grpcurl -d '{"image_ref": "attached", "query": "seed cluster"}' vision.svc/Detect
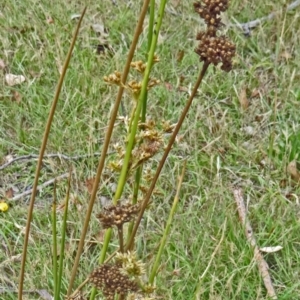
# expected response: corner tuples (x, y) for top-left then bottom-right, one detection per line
(194, 0), (235, 71)
(90, 264), (139, 300)
(97, 202), (140, 229)
(103, 71), (121, 85)
(115, 251), (146, 277)
(195, 33), (235, 71)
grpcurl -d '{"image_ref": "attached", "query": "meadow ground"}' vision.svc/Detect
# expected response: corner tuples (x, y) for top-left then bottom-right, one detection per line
(1, 0), (300, 299)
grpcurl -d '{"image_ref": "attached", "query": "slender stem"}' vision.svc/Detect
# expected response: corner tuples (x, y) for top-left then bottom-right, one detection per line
(18, 8), (86, 300)
(149, 161), (186, 284)
(52, 181), (58, 299)
(56, 171), (72, 298)
(141, 0), (155, 120)
(118, 225), (124, 253)
(128, 0), (156, 243)
(98, 0), (169, 267)
(147, 0), (155, 54)
(68, 1), (151, 296)
(126, 167), (142, 245)
(125, 61), (210, 251)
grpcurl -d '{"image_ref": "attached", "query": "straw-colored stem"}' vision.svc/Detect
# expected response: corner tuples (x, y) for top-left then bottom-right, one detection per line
(125, 61), (210, 251)
(18, 7), (86, 300)
(118, 225), (124, 253)
(56, 171), (72, 299)
(149, 161), (186, 284)
(68, 1), (151, 297)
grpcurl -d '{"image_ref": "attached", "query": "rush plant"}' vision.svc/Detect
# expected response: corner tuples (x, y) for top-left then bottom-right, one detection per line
(17, 0), (236, 299)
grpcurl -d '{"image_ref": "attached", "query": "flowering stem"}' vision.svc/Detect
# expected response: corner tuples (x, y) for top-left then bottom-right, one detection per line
(126, 61), (210, 251)
(128, 0), (156, 245)
(113, 0), (167, 205)
(87, 2), (152, 299)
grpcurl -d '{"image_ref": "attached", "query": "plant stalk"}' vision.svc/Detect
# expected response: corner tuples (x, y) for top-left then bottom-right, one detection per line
(125, 61), (210, 251)
(52, 182), (58, 298)
(56, 171), (72, 299)
(18, 7), (86, 299)
(84, 2), (152, 299)
(149, 161), (186, 284)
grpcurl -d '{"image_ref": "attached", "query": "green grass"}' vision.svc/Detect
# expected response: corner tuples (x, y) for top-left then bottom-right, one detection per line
(1, 0), (300, 299)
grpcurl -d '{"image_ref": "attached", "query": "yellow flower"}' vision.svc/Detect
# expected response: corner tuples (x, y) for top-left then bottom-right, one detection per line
(0, 202), (9, 212)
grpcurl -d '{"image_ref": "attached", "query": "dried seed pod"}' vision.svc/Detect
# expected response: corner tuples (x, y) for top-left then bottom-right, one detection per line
(97, 202), (141, 229)
(90, 264), (139, 298)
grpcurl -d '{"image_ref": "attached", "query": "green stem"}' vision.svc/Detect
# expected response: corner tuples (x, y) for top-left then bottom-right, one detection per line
(70, 2), (151, 298)
(149, 162), (186, 284)
(52, 182), (58, 299)
(126, 166), (142, 246)
(125, 61), (210, 252)
(147, 0), (155, 54)
(90, 2), (167, 299)
(56, 172), (72, 299)
(128, 0), (155, 244)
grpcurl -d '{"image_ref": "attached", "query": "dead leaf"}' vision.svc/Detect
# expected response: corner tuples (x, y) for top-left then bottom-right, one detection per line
(287, 161), (300, 182)
(85, 177), (95, 194)
(172, 268), (181, 276)
(91, 24), (109, 37)
(4, 154), (14, 163)
(164, 82), (173, 91)
(260, 246), (283, 253)
(0, 58), (6, 70)
(46, 16), (54, 24)
(5, 188), (14, 198)
(5, 74), (26, 86)
(280, 51), (292, 60)
(251, 88), (260, 98)
(177, 86), (189, 93)
(239, 87), (249, 110)
(11, 90), (22, 103)
(171, 0), (181, 8)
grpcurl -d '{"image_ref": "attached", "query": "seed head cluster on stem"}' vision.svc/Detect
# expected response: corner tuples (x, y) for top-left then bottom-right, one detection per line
(194, 0), (235, 71)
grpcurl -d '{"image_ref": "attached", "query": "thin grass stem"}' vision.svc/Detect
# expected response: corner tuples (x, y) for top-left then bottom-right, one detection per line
(149, 161), (186, 284)
(56, 171), (72, 298)
(18, 7), (86, 299)
(52, 181), (58, 299)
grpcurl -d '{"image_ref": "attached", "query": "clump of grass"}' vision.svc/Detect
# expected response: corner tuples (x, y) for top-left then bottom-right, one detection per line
(17, 0), (236, 299)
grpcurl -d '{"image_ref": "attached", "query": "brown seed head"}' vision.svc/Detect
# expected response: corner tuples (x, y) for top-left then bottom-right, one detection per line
(194, 32), (235, 71)
(97, 202), (141, 229)
(90, 264), (139, 298)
